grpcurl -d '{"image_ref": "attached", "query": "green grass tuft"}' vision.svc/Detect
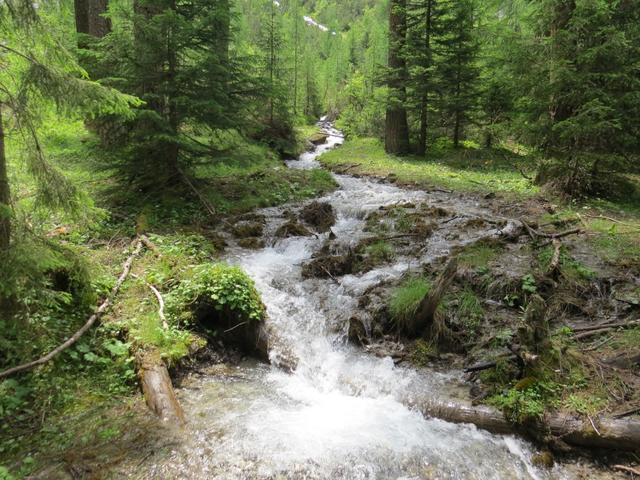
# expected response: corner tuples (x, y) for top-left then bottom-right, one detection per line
(389, 277), (431, 333)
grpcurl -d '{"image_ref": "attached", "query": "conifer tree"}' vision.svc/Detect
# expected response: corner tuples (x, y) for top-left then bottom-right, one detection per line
(0, 0), (137, 251)
(385, 0), (411, 155)
(524, 0), (640, 194)
(433, 0), (479, 148)
(407, 0), (437, 155)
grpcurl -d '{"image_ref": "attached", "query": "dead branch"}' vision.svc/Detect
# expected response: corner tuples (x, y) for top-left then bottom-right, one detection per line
(613, 465), (640, 476)
(0, 238), (144, 379)
(148, 284), (168, 330)
(520, 219), (582, 241)
(140, 234), (161, 256)
(177, 167), (217, 217)
(614, 407), (640, 419)
(548, 239), (562, 275)
(586, 215), (638, 228)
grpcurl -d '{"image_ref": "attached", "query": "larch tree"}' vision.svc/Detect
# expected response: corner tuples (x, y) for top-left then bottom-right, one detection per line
(385, 0), (411, 155)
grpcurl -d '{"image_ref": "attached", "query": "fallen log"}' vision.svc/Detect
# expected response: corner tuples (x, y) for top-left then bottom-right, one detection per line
(414, 399), (640, 452)
(139, 351), (185, 425)
(0, 238), (143, 379)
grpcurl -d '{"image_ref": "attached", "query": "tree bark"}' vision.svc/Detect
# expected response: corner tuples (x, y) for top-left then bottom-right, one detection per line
(417, 0), (434, 156)
(385, 0), (410, 155)
(139, 351), (185, 425)
(0, 105), (10, 252)
(414, 257), (458, 335)
(75, 0), (111, 39)
(415, 398), (640, 452)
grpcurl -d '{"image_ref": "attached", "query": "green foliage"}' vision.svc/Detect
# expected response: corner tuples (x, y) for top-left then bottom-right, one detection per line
(489, 382), (554, 423)
(365, 240), (396, 264)
(455, 288), (484, 333)
(390, 277), (431, 333)
(458, 241), (502, 270)
(167, 263), (265, 325)
(410, 339), (436, 366)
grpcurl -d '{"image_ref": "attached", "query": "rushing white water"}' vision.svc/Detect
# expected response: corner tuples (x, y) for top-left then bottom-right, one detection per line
(129, 120), (575, 479)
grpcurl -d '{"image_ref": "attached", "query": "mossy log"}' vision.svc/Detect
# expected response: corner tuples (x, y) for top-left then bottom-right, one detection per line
(415, 399), (640, 452)
(139, 352), (185, 425)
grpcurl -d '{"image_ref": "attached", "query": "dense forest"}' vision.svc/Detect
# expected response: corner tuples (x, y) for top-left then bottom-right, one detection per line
(1, 0), (639, 478)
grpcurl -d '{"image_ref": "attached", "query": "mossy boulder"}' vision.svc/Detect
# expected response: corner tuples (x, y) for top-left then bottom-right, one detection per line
(275, 220), (312, 238)
(309, 132), (329, 145)
(232, 221), (264, 239)
(301, 201), (336, 233)
(238, 238), (265, 249)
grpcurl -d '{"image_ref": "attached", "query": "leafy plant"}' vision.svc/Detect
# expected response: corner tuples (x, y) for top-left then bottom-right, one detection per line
(167, 263), (265, 325)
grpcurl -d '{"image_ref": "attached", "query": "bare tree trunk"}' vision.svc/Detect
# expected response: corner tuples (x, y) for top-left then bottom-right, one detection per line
(0, 105), (10, 251)
(385, 0), (410, 155)
(74, 0), (90, 36)
(417, 0), (433, 156)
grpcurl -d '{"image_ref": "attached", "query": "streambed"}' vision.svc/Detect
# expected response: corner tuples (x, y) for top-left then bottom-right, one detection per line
(125, 121), (583, 479)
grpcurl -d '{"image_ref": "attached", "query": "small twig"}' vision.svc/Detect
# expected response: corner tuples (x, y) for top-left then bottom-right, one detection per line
(588, 415), (601, 436)
(586, 215), (638, 227)
(224, 321), (248, 333)
(614, 407), (640, 419)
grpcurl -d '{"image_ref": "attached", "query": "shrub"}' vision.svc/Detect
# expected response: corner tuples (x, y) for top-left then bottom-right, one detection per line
(167, 263), (265, 326)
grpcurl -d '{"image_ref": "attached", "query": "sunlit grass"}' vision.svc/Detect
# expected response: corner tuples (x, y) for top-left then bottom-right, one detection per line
(320, 138), (539, 198)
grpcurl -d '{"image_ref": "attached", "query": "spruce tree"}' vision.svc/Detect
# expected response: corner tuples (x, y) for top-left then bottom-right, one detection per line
(433, 0), (479, 148)
(385, 0), (411, 155)
(523, 0), (640, 195)
(407, 0), (437, 155)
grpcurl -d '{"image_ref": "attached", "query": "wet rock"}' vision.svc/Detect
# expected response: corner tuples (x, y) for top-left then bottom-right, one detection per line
(238, 238), (265, 249)
(233, 221), (264, 238)
(365, 338), (407, 362)
(275, 220), (312, 238)
(348, 317), (368, 346)
(300, 201), (336, 233)
(309, 132), (329, 145)
(531, 451), (555, 469)
(301, 254), (354, 279)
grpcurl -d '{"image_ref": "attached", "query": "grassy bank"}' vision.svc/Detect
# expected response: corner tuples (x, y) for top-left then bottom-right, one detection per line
(320, 137), (538, 197)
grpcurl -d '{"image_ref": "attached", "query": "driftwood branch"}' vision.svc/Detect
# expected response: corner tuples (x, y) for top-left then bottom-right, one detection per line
(139, 352), (185, 425)
(0, 238), (144, 379)
(148, 284), (168, 330)
(520, 219), (582, 241)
